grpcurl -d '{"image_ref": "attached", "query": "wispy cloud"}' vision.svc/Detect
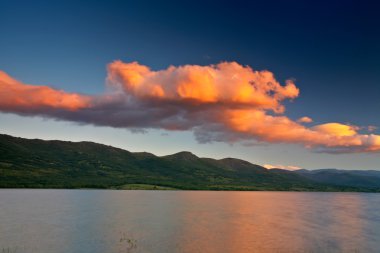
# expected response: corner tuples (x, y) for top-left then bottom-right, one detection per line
(263, 164), (302, 171)
(1, 61), (379, 153)
(297, 116), (313, 123)
(0, 71), (90, 111)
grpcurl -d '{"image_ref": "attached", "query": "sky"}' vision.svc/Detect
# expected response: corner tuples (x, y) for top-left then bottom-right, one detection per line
(0, 0), (379, 170)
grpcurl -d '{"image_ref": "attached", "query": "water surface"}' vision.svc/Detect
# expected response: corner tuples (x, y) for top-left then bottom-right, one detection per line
(1, 190), (379, 253)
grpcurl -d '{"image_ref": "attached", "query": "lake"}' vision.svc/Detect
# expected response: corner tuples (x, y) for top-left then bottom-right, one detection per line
(0, 190), (379, 253)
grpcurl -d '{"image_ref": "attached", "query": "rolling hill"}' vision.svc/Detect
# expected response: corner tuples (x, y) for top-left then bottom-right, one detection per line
(0, 133), (379, 192)
(296, 169), (380, 189)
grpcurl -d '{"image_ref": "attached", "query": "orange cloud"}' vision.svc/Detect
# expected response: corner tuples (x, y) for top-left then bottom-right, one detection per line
(0, 71), (91, 112)
(312, 123), (358, 137)
(107, 61), (299, 111)
(225, 109), (379, 152)
(263, 164), (302, 171)
(0, 61), (379, 154)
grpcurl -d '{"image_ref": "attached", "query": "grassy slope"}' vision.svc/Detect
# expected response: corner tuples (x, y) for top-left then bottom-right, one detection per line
(0, 134), (377, 191)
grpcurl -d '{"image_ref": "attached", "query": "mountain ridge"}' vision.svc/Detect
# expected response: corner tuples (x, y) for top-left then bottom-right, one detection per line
(0, 133), (379, 192)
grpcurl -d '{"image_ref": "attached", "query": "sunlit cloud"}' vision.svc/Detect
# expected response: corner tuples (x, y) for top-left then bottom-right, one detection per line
(312, 123), (358, 137)
(0, 71), (91, 112)
(297, 116), (313, 123)
(106, 61), (299, 112)
(263, 164), (302, 171)
(0, 61), (379, 153)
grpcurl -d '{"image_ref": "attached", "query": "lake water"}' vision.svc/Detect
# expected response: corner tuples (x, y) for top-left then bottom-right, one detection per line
(0, 190), (379, 253)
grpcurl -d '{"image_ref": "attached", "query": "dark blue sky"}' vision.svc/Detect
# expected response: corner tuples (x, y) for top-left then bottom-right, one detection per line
(1, 0), (379, 169)
(1, 0), (379, 125)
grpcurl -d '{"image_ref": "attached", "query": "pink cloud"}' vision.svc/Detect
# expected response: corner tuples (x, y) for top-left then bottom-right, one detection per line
(0, 71), (91, 112)
(263, 164), (302, 171)
(0, 61), (379, 153)
(297, 116), (313, 123)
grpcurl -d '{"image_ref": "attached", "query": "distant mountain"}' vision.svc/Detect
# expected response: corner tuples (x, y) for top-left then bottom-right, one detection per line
(0, 133), (379, 192)
(295, 169), (380, 189)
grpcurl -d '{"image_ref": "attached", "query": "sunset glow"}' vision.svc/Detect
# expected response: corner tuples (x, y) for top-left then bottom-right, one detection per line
(1, 61), (379, 154)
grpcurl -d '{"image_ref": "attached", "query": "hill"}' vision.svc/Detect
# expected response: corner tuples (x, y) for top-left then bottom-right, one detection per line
(0, 134), (378, 191)
(296, 169), (380, 189)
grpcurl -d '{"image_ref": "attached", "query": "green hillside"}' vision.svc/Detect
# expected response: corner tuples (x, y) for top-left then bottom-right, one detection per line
(0, 134), (377, 191)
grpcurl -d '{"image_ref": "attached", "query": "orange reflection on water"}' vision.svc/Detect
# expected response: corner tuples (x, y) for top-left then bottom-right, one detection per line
(174, 191), (370, 253)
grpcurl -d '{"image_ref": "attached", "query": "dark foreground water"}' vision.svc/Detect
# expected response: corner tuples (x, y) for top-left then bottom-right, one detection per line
(0, 190), (379, 253)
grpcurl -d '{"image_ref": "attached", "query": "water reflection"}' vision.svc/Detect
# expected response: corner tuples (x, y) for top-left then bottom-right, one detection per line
(0, 190), (379, 253)
(163, 192), (377, 253)
(321, 193), (368, 252)
(175, 192), (310, 253)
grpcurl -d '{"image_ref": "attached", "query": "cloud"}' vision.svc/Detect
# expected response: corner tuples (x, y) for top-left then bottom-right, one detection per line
(0, 71), (91, 112)
(0, 61), (379, 153)
(297, 116), (313, 123)
(368, 125), (377, 132)
(312, 123), (358, 137)
(106, 61), (299, 112)
(263, 164), (302, 171)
